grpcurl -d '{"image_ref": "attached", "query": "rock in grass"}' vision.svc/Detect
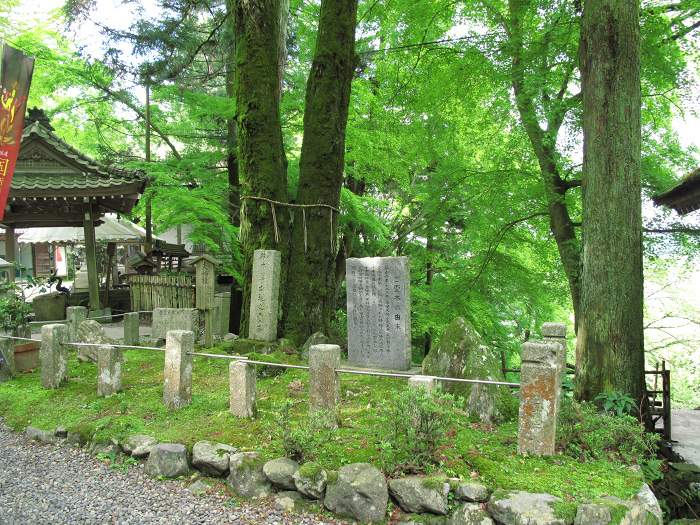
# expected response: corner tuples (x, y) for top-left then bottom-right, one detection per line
(122, 434), (157, 458)
(573, 503), (613, 525)
(25, 426), (57, 444)
(227, 452), (273, 499)
(579, 484), (663, 525)
(274, 491), (303, 512)
(192, 441), (237, 477)
(144, 443), (190, 478)
(301, 332), (327, 360)
(293, 462), (327, 500)
(263, 457), (299, 490)
(324, 463), (388, 523)
(448, 503), (495, 525)
(455, 481), (490, 502)
(422, 317), (503, 423)
(487, 491), (568, 525)
(389, 476), (450, 515)
(187, 479), (211, 496)
(398, 517), (447, 525)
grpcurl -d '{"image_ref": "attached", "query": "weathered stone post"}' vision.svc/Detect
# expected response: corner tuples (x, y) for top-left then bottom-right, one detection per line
(192, 254), (218, 347)
(309, 344), (340, 423)
(163, 330), (194, 409)
(229, 361), (256, 418)
(40, 324), (68, 389)
(97, 344), (123, 397)
(123, 312), (140, 346)
(248, 249), (281, 341)
(542, 322), (567, 414)
(0, 336), (15, 382)
(66, 306), (88, 343)
(407, 375), (436, 392)
(517, 341), (561, 456)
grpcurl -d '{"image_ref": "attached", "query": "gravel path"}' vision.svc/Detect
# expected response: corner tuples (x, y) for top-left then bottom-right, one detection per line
(0, 422), (342, 525)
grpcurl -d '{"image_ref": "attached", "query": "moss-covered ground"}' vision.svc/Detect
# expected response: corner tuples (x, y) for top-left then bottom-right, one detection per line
(0, 343), (644, 513)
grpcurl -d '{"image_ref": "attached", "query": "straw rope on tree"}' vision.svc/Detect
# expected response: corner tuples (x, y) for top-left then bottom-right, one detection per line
(240, 195), (340, 252)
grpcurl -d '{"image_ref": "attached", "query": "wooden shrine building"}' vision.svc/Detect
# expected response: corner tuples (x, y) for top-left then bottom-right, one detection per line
(654, 167), (700, 215)
(1, 108), (146, 313)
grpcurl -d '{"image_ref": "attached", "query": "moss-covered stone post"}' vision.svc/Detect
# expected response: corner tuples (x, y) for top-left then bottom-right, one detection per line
(163, 330), (193, 409)
(123, 312), (140, 346)
(0, 336), (15, 382)
(518, 341), (560, 456)
(97, 344), (123, 397)
(542, 322), (567, 415)
(193, 254), (218, 348)
(40, 324), (68, 389)
(309, 344), (340, 424)
(229, 360), (256, 418)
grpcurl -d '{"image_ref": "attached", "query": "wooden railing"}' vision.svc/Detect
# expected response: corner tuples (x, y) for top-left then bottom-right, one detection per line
(126, 274), (195, 312)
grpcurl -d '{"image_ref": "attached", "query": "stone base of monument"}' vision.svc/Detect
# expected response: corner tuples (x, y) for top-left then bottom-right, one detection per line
(223, 338), (277, 355)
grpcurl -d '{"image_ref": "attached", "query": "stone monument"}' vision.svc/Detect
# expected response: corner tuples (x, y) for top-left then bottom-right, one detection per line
(248, 249), (281, 342)
(346, 256), (411, 370)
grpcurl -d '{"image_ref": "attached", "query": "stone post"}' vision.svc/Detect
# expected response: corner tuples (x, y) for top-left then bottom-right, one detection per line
(229, 361), (256, 418)
(163, 330), (194, 409)
(0, 336), (15, 382)
(66, 306), (88, 343)
(541, 322), (567, 414)
(97, 344), (123, 397)
(248, 249), (281, 341)
(408, 375), (436, 392)
(40, 324), (68, 389)
(309, 344), (340, 422)
(123, 312), (140, 346)
(517, 341), (561, 456)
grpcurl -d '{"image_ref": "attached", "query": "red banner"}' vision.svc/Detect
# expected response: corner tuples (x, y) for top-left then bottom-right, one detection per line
(0, 42), (34, 221)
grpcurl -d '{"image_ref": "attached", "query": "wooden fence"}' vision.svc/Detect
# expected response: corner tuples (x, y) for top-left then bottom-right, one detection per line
(127, 274), (195, 311)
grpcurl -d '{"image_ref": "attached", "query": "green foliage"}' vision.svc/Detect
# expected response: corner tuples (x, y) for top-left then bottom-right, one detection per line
(0, 282), (31, 331)
(594, 391), (637, 417)
(557, 399), (659, 465)
(377, 387), (460, 475)
(273, 400), (336, 462)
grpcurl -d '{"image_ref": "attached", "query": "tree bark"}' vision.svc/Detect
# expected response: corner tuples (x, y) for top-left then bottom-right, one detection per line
(576, 0), (645, 403)
(234, 0), (289, 337)
(282, 0), (358, 344)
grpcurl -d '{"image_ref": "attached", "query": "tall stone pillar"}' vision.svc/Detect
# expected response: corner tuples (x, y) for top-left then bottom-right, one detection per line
(163, 330), (194, 409)
(97, 344), (123, 397)
(0, 336), (15, 382)
(517, 341), (561, 456)
(123, 312), (140, 346)
(66, 306), (88, 343)
(248, 250), (281, 341)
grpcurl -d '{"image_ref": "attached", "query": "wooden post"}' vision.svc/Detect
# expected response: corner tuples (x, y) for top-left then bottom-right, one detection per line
(83, 201), (101, 314)
(5, 225), (16, 282)
(144, 80), (153, 255)
(103, 242), (116, 308)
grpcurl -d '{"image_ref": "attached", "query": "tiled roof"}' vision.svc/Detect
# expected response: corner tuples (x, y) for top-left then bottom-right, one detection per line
(653, 167), (700, 215)
(12, 120), (144, 194)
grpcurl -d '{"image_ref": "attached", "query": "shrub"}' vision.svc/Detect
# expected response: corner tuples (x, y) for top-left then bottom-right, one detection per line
(272, 400), (336, 462)
(377, 386), (460, 475)
(0, 281), (31, 331)
(557, 398), (659, 464)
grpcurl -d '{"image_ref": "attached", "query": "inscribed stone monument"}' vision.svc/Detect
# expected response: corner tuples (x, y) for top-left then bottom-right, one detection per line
(346, 256), (411, 370)
(248, 250), (281, 342)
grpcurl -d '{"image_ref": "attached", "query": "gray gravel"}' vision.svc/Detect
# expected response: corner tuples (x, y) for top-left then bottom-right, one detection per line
(0, 421), (343, 525)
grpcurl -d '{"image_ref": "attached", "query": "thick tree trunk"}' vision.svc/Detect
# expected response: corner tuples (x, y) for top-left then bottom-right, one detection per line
(282, 0), (358, 344)
(576, 0), (644, 403)
(234, 0), (289, 337)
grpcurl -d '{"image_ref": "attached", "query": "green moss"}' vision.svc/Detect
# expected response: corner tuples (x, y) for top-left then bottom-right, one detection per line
(552, 502), (577, 522)
(421, 476), (448, 491)
(0, 348), (644, 509)
(326, 470), (338, 484)
(298, 462), (324, 481)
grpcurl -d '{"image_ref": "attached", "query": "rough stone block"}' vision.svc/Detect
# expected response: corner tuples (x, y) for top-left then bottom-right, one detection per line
(309, 344), (340, 420)
(248, 249), (281, 342)
(97, 344), (123, 397)
(76, 319), (110, 362)
(346, 256), (411, 370)
(123, 312), (140, 346)
(517, 341), (561, 456)
(152, 308), (199, 340)
(40, 324), (68, 389)
(0, 336), (16, 382)
(407, 375), (436, 392)
(163, 330), (194, 409)
(229, 361), (256, 418)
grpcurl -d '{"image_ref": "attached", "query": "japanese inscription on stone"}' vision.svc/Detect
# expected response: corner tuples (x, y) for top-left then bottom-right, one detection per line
(248, 249), (281, 342)
(346, 256), (411, 370)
